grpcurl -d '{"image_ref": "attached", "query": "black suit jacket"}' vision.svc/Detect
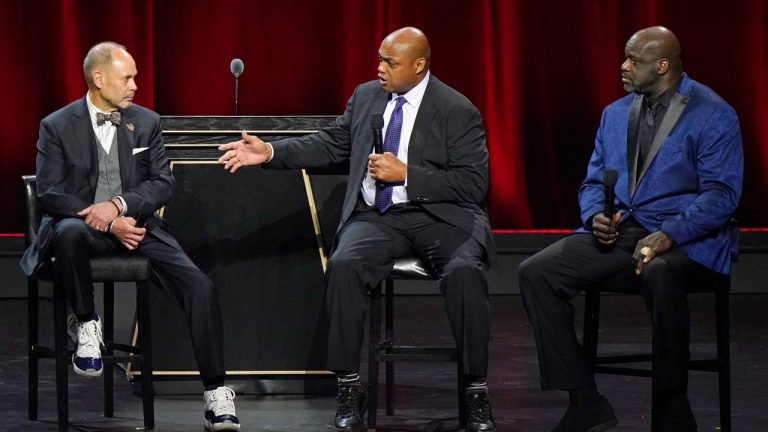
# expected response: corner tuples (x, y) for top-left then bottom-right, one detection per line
(268, 75), (496, 266)
(21, 96), (181, 276)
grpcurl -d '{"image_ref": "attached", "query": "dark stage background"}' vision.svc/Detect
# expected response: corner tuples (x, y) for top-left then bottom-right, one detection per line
(1, 0), (766, 233)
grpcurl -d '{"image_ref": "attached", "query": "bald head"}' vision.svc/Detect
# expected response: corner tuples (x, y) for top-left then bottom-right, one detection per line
(83, 41), (138, 111)
(383, 27), (431, 66)
(621, 26), (683, 96)
(83, 42), (129, 88)
(629, 26), (682, 72)
(377, 27), (431, 94)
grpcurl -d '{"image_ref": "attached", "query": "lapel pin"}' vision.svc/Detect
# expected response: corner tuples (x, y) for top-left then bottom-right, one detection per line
(127, 123), (135, 132)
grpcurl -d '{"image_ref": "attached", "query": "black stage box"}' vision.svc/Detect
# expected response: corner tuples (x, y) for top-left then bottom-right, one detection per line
(131, 116), (347, 394)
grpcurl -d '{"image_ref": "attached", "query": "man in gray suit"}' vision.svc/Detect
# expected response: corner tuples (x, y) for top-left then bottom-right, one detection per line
(219, 27), (496, 432)
(21, 42), (239, 431)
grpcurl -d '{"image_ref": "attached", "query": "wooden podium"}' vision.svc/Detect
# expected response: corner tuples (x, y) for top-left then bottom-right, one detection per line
(134, 116), (347, 393)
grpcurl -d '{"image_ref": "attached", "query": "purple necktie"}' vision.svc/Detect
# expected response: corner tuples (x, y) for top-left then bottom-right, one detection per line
(375, 97), (407, 213)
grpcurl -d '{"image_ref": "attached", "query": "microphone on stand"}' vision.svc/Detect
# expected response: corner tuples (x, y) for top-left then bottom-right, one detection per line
(230, 59), (244, 115)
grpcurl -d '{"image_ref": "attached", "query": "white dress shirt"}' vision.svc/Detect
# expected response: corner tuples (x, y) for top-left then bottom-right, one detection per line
(361, 71), (430, 207)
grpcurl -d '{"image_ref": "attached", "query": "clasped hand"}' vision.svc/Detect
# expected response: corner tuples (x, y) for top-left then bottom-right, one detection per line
(78, 203), (146, 250)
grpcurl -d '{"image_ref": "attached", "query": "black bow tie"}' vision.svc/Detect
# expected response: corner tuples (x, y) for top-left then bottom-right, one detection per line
(96, 111), (121, 126)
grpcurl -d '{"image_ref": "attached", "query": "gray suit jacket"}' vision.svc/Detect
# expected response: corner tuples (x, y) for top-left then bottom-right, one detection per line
(268, 75), (496, 265)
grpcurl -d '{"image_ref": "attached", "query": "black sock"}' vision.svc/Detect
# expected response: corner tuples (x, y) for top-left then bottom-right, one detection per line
(203, 375), (226, 391)
(76, 312), (98, 323)
(336, 371), (360, 387)
(465, 375), (488, 392)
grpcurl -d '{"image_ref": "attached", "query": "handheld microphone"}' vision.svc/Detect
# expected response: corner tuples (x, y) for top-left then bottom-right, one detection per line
(603, 169), (618, 217)
(230, 59), (244, 115)
(370, 114), (383, 154)
(134, 198), (156, 228)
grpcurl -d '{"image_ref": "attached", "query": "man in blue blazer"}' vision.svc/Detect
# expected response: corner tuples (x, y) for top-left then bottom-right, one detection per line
(20, 42), (239, 431)
(518, 27), (742, 432)
(219, 27), (496, 432)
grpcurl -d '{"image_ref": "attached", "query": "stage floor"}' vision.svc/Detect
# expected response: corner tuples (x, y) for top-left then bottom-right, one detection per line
(1, 294), (766, 431)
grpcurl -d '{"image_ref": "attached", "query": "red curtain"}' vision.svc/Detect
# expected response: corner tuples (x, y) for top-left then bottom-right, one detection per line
(2, 0), (767, 233)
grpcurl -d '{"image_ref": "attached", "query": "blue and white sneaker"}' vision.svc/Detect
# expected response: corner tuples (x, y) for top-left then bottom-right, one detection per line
(72, 316), (103, 377)
(204, 386), (240, 431)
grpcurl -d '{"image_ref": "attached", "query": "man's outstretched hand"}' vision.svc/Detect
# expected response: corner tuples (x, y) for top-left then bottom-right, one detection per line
(218, 130), (272, 173)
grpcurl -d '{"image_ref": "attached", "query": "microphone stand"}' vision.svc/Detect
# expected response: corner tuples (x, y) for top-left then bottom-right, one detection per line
(234, 75), (240, 116)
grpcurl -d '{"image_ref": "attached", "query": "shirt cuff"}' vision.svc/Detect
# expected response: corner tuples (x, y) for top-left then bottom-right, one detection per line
(113, 196), (127, 216)
(265, 142), (274, 163)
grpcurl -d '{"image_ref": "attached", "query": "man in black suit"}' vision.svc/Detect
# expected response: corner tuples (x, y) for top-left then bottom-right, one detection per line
(20, 42), (239, 431)
(219, 27), (496, 432)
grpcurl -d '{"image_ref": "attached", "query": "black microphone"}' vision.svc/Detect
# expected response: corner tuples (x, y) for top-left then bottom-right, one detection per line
(370, 113), (383, 154)
(230, 59), (244, 115)
(134, 198), (157, 228)
(603, 169), (618, 217)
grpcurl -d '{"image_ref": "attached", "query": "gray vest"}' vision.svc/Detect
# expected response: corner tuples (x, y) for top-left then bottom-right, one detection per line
(94, 133), (123, 203)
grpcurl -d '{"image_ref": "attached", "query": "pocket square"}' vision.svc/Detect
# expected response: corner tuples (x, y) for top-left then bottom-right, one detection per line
(132, 147), (149, 155)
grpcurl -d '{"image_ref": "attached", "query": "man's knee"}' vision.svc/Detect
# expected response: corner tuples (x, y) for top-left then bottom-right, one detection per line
(326, 253), (366, 281)
(187, 270), (216, 301)
(518, 252), (548, 293)
(51, 218), (90, 248)
(642, 259), (686, 300)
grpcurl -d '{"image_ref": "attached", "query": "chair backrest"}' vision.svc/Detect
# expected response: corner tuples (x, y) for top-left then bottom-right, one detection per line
(22, 175), (40, 247)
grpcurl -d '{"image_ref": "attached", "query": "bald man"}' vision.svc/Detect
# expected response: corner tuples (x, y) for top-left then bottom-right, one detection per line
(219, 27), (496, 431)
(21, 42), (239, 431)
(518, 26), (742, 431)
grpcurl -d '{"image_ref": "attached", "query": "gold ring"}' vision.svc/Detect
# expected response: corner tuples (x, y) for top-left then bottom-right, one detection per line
(640, 246), (651, 256)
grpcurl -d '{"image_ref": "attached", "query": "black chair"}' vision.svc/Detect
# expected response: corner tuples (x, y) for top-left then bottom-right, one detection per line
(583, 270), (731, 432)
(367, 257), (467, 430)
(23, 175), (155, 431)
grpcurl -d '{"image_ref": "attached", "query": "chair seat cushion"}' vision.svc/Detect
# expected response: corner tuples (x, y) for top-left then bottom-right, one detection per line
(390, 257), (435, 280)
(90, 255), (151, 282)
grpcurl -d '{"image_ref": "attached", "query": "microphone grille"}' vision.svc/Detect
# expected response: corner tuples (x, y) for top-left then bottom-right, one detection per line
(230, 58), (244, 77)
(369, 113), (384, 130)
(602, 169), (618, 187)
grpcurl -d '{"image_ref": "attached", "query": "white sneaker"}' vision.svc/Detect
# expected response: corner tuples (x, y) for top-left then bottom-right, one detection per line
(72, 316), (104, 377)
(204, 386), (240, 431)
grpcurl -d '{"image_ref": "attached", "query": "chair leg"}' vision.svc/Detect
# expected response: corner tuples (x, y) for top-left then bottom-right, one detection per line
(457, 339), (467, 429)
(385, 279), (395, 416)
(367, 283), (382, 430)
(103, 282), (115, 418)
(28, 278), (39, 421)
(716, 288), (731, 432)
(583, 289), (601, 367)
(53, 285), (69, 431)
(137, 280), (155, 430)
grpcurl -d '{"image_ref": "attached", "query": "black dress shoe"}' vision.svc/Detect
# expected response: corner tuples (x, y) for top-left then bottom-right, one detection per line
(466, 389), (496, 431)
(334, 383), (367, 431)
(553, 395), (618, 432)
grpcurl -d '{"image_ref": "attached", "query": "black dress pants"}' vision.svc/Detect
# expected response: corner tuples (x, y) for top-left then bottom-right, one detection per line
(518, 230), (716, 392)
(325, 205), (490, 377)
(49, 217), (226, 384)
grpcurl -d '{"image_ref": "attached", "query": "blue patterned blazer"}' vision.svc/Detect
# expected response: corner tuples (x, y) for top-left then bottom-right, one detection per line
(578, 73), (743, 274)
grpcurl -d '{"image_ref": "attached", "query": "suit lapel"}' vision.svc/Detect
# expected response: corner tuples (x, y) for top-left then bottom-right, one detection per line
(71, 98), (100, 194)
(116, 108), (135, 188)
(408, 78), (437, 164)
(627, 95), (643, 196)
(636, 92), (689, 185)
